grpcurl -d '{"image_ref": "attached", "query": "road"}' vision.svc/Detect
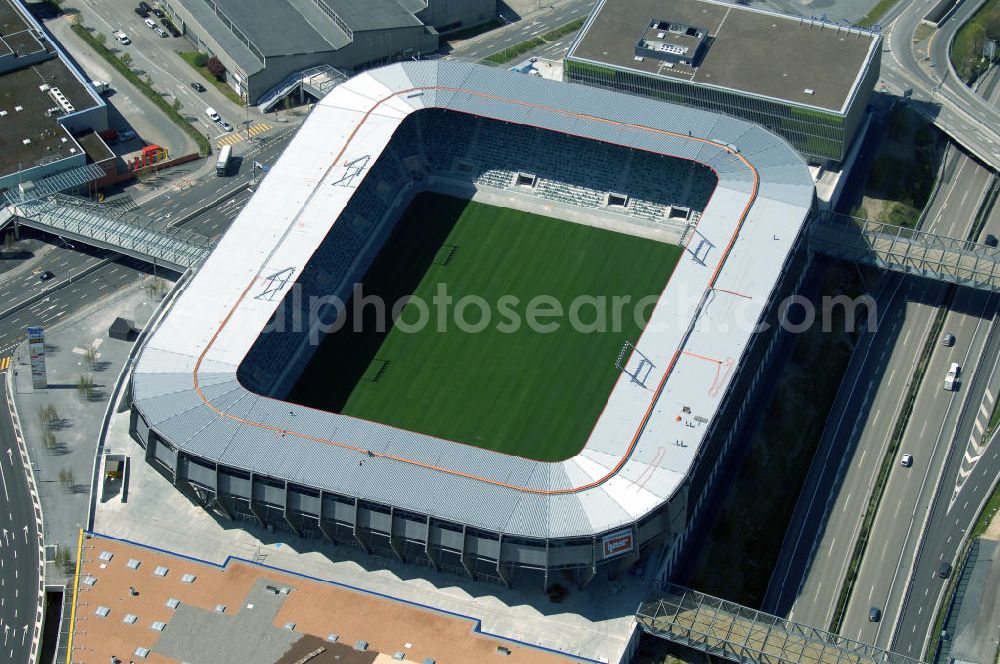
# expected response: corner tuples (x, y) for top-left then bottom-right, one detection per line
(764, 145), (996, 632)
(890, 196), (1000, 657)
(0, 378), (41, 664)
(445, 1), (593, 61)
(881, 0), (1000, 171)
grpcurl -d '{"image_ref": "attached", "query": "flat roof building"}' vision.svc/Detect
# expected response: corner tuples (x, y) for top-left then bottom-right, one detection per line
(565, 0), (882, 164)
(160, 0), (496, 107)
(0, 0), (109, 192)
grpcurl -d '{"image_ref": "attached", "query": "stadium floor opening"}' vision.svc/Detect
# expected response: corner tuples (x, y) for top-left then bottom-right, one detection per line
(287, 193), (683, 462)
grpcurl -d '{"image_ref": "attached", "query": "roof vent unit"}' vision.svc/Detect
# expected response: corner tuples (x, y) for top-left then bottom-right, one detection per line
(634, 56), (644, 61)
(39, 84), (50, 92)
(14, 106), (23, 112)
(0, 110), (6, 117)
(22, 138), (31, 145)
(48, 87), (75, 114)
(45, 107), (61, 117)
(804, 88), (815, 95)
(657, 32), (665, 38)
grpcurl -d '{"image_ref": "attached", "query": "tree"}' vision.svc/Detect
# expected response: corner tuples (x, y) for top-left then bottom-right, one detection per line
(193, 52), (209, 68)
(76, 374), (94, 400)
(120, 52), (132, 69)
(145, 276), (168, 299)
(83, 343), (99, 370)
(172, 97), (182, 112)
(58, 468), (75, 492)
(95, 32), (106, 46)
(42, 430), (56, 452)
(206, 56), (225, 81)
(54, 547), (74, 575)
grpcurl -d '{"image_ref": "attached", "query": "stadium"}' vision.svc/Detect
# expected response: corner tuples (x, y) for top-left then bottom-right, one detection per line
(128, 61), (816, 589)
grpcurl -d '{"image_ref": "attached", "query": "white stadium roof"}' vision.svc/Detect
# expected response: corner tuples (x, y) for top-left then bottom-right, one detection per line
(132, 61), (815, 540)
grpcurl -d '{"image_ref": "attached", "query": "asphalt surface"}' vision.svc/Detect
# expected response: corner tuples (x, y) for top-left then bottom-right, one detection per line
(0, 378), (40, 664)
(890, 196), (1000, 657)
(881, 0), (1000, 170)
(444, 1), (594, 61)
(764, 144), (997, 636)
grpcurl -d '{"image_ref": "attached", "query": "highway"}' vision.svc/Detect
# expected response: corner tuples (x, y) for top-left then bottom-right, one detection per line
(881, 0), (1000, 170)
(890, 198), (1000, 657)
(764, 145), (997, 634)
(0, 378), (41, 664)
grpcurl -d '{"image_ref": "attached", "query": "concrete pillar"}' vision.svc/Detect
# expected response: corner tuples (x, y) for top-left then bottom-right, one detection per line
(495, 534), (512, 588)
(458, 525), (474, 579)
(387, 508), (404, 562)
(246, 474), (265, 527)
(351, 498), (370, 554)
(424, 524), (440, 571)
(282, 483), (301, 537)
(317, 492), (336, 546)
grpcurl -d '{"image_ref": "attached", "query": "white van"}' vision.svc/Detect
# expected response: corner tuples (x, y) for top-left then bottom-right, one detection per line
(944, 362), (961, 391)
(205, 107), (221, 122)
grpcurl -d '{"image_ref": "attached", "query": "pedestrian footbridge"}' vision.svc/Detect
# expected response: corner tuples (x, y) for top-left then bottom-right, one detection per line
(809, 214), (1000, 292)
(4, 194), (214, 272)
(638, 585), (920, 664)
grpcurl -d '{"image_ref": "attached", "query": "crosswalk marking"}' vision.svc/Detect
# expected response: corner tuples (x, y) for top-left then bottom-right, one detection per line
(216, 123), (271, 147)
(0, 356), (9, 372)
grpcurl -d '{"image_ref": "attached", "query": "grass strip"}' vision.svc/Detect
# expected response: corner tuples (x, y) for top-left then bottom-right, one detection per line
(480, 17), (586, 65)
(178, 51), (244, 106)
(71, 21), (210, 155)
(828, 296), (952, 632)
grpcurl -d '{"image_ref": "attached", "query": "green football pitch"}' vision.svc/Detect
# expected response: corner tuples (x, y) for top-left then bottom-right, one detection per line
(288, 193), (682, 462)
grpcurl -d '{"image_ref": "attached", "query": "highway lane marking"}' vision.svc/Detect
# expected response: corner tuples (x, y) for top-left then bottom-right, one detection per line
(0, 461), (7, 502)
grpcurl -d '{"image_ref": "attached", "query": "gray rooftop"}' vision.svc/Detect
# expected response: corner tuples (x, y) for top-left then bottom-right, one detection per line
(319, 0), (423, 31)
(132, 62), (816, 541)
(568, 0), (880, 113)
(0, 56), (93, 179)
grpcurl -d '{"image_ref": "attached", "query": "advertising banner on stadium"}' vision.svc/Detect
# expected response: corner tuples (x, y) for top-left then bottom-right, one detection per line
(602, 529), (634, 559)
(27, 326), (47, 389)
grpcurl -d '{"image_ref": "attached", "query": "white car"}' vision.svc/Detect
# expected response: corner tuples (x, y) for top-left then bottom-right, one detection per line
(144, 17), (157, 29)
(900, 454), (913, 467)
(113, 30), (131, 45)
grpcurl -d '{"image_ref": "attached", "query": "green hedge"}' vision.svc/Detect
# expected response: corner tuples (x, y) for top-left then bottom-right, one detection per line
(72, 21), (210, 155)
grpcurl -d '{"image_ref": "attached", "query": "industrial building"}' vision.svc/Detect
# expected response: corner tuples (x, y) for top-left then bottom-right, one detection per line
(128, 61), (816, 589)
(0, 0), (111, 194)
(158, 0), (496, 107)
(564, 0), (882, 164)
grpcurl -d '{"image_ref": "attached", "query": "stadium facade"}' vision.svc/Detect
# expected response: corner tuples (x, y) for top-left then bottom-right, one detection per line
(564, 0), (882, 165)
(129, 61), (816, 588)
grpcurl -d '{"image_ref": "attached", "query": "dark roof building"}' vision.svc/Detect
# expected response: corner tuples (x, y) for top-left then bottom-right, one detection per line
(160, 0), (496, 107)
(0, 0), (109, 192)
(565, 0), (882, 164)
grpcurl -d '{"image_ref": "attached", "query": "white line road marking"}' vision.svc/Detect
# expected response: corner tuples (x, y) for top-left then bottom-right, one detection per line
(0, 461), (7, 502)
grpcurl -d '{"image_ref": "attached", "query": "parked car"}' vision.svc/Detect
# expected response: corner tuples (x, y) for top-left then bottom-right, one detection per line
(937, 562), (952, 579)
(38, 271), (54, 282)
(144, 17), (157, 29)
(166, 23), (180, 37)
(219, 120), (234, 133)
(941, 332), (955, 347)
(986, 234), (998, 247)
(869, 607), (881, 622)
(118, 129), (138, 142)
(152, 7), (165, 17)
(153, 26), (168, 38)
(138, 1), (152, 12)
(900, 453), (913, 467)
(113, 30), (131, 45)
(190, 81), (206, 92)
(134, 6), (148, 17)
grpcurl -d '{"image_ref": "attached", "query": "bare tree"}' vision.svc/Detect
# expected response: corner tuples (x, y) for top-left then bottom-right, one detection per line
(76, 375), (94, 400)
(83, 343), (99, 370)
